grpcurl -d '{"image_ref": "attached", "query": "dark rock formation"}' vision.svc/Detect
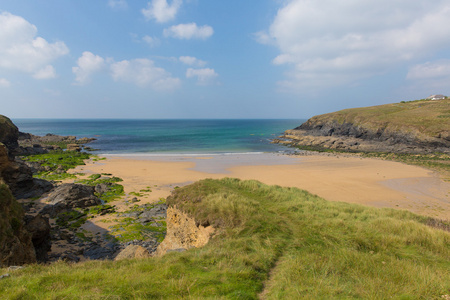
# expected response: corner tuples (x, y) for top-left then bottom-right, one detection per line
(1, 158), (53, 199)
(0, 115), (19, 156)
(24, 214), (51, 262)
(41, 183), (101, 217)
(0, 184), (36, 267)
(16, 132), (96, 155)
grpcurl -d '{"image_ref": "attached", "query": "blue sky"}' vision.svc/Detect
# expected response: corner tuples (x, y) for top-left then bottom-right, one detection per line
(1, 0), (450, 119)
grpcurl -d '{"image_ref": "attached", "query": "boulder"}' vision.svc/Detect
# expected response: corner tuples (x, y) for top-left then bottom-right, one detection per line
(114, 245), (151, 261)
(42, 183), (101, 217)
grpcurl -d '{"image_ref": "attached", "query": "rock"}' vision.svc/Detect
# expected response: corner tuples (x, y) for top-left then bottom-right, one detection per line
(0, 184), (36, 267)
(114, 245), (151, 261)
(60, 253), (80, 263)
(84, 242), (117, 260)
(24, 214), (51, 262)
(155, 206), (214, 256)
(66, 144), (81, 152)
(1, 156), (53, 199)
(94, 183), (111, 195)
(42, 184), (101, 217)
(0, 115), (19, 156)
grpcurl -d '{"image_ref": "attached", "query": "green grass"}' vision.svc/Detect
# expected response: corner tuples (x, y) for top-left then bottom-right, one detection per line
(109, 201), (167, 243)
(76, 175), (124, 203)
(1, 178), (449, 299)
(20, 150), (91, 181)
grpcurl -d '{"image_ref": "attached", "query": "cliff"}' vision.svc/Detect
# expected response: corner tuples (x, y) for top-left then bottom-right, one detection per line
(0, 182), (36, 267)
(276, 99), (450, 154)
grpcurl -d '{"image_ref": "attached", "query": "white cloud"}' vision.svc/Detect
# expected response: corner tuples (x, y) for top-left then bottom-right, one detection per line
(111, 58), (181, 90)
(259, 0), (450, 91)
(142, 0), (182, 23)
(142, 35), (161, 47)
(0, 78), (11, 88)
(407, 60), (450, 80)
(72, 51), (107, 85)
(164, 23), (213, 40)
(108, 0), (128, 9)
(179, 56), (207, 67)
(33, 65), (56, 79)
(0, 12), (68, 77)
(186, 68), (218, 85)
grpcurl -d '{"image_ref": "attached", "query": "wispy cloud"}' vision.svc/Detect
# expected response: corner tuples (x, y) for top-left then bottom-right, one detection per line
(111, 58), (181, 90)
(186, 68), (218, 85)
(108, 0), (128, 10)
(179, 56), (207, 67)
(0, 78), (11, 88)
(142, 35), (161, 47)
(164, 23), (213, 40)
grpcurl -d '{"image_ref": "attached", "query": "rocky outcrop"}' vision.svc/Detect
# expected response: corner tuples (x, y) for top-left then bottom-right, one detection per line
(41, 184), (101, 217)
(155, 206), (214, 256)
(16, 132), (96, 155)
(275, 100), (450, 154)
(0, 115), (19, 156)
(0, 184), (36, 267)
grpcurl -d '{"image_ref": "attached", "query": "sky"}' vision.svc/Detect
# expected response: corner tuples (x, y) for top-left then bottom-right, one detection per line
(1, 0), (450, 119)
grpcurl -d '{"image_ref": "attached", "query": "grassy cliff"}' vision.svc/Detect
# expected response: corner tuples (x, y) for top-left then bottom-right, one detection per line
(279, 99), (450, 155)
(1, 178), (449, 299)
(301, 98), (449, 139)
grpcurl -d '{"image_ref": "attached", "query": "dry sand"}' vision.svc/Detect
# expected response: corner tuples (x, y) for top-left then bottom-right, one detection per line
(73, 153), (450, 221)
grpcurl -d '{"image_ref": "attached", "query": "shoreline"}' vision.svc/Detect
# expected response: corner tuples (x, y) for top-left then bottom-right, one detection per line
(74, 152), (450, 221)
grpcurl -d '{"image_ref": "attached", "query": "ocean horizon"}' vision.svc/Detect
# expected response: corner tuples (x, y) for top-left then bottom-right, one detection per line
(12, 119), (305, 155)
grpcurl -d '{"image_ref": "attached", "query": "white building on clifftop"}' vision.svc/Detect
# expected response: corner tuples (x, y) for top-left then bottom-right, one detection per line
(426, 94), (447, 100)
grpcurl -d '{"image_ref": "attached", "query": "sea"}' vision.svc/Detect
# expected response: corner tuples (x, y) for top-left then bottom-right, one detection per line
(12, 119), (305, 155)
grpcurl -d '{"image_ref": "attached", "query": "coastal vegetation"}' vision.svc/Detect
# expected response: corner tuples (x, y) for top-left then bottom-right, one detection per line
(1, 178), (449, 299)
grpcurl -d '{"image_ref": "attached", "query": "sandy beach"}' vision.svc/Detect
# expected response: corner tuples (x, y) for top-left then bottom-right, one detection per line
(72, 153), (450, 221)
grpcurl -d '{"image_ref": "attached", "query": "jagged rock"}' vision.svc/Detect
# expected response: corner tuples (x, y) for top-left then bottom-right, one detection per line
(42, 183), (101, 217)
(155, 206), (214, 256)
(114, 245), (151, 261)
(24, 214), (51, 262)
(1, 150), (53, 199)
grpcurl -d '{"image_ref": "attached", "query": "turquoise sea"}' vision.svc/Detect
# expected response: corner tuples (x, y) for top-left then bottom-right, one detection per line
(12, 119), (305, 155)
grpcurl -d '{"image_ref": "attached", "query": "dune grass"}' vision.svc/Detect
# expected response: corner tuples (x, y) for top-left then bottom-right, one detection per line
(1, 178), (449, 299)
